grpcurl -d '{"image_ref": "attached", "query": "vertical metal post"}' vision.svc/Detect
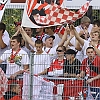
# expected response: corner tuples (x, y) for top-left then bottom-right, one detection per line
(29, 53), (34, 100)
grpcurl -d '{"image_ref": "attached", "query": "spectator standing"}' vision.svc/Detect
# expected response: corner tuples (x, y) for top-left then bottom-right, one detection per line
(20, 26), (67, 63)
(71, 25), (100, 59)
(44, 26), (61, 47)
(63, 49), (81, 78)
(48, 46), (66, 76)
(75, 16), (93, 37)
(77, 47), (100, 100)
(0, 36), (29, 79)
(32, 39), (50, 75)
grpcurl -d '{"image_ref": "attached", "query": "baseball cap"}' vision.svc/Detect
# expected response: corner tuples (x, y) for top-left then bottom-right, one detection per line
(14, 21), (21, 27)
(45, 35), (55, 41)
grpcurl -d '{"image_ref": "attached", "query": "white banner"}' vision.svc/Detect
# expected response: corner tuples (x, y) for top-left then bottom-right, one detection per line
(21, 0), (90, 28)
(21, 0), (65, 28)
(22, 73), (54, 100)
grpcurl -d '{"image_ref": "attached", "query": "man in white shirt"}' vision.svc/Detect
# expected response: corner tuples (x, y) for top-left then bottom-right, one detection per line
(75, 16), (93, 36)
(71, 25), (100, 60)
(0, 36), (29, 79)
(33, 39), (50, 75)
(20, 26), (67, 63)
(44, 26), (61, 47)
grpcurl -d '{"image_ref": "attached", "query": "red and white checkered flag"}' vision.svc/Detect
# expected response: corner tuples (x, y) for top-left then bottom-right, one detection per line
(0, 68), (8, 98)
(35, 1), (90, 25)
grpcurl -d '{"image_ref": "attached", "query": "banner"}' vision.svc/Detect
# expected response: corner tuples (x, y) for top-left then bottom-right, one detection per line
(0, 0), (8, 21)
(22, 73), (54, 100)
(22, 0), (90, 28)
(21, 0), (64, 28)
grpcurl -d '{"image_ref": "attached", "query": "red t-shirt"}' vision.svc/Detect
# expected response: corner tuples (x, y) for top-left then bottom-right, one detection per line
(80, 56), (100, 87)
(0, 95), (21, 100)
(48, 59), (65, 72)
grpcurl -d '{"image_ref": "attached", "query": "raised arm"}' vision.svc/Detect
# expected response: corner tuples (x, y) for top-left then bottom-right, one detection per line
(70, 25), (85, 46)
(58, 26), (69, 46)
(19, 27), (35, 48)
(63, 31), (74, 48)
(11, 27), (20, 37)
(75, 40), (82, 51)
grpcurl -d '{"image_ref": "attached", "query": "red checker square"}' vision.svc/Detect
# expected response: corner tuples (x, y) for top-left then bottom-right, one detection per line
(49, 21), (55, 25)
(72, 17), (77, 21)
(59, 9), (65, 14)
(62, 15), (68, 19)
(52, 12), (59, 17)
(69, 11), (74, 16)
(52, 6), (57, 11)
(55, 18), (61, 23)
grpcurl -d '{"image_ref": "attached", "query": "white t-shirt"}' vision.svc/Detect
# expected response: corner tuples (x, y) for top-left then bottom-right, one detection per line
(33, 51), (50, 74)
(21, 46), (30, 56)
(82, 40), (100, 59)
(0, 49), (30, 78)
(75, 24), (93, 34)
(53, 33), (61, 47)
(0, 30), (10, 57)
(69, 24), (93, 49)
(76, 50), (84, 63)
(44, 45), (58, 63)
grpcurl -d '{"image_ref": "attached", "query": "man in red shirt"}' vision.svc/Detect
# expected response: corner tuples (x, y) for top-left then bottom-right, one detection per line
(77, 47), (100, 99)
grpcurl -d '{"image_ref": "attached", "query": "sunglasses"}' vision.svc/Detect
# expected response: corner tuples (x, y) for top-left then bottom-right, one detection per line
(56, 50), (63, 52)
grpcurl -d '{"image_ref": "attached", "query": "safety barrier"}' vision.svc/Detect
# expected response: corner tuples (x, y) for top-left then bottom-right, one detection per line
(0, 53), (100, 100)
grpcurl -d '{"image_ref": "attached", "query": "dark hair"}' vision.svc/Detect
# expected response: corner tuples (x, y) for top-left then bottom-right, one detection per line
(0, 22), (6, 33)
(65, 49), (77, 57)
(11, 36), (21, 46)
(23, 27), (33, 31)
(86, 46), (94, 52)
(56, 46), (66, 52)
(35, 39), (43, 46)
(93, 20), (100, 27)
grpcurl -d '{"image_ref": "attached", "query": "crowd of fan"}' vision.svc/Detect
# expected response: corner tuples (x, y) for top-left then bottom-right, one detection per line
(0, 16), (100, 99)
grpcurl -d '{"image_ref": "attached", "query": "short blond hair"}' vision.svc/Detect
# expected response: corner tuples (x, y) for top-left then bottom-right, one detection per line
(90, 27), (100, 39)
(81, 16), (91, 23)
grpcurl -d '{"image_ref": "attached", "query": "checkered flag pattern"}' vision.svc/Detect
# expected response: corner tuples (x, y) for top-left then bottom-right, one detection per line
(36, 4), (59, 25)
(35, 1), (90, 25)
(0, 68), (8, 97)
